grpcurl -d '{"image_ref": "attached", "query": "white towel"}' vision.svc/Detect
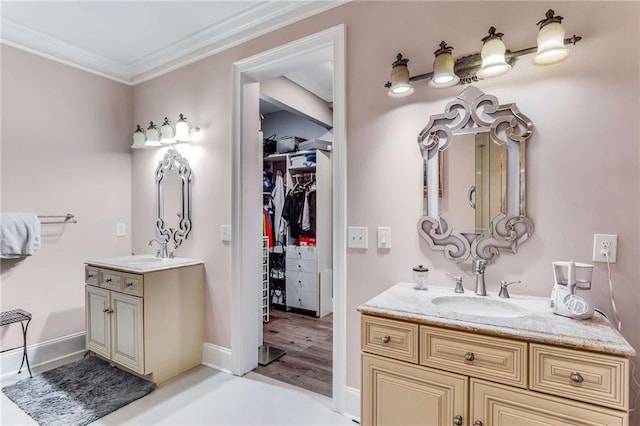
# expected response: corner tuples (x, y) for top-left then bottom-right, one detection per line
(0, 213), (42, 258)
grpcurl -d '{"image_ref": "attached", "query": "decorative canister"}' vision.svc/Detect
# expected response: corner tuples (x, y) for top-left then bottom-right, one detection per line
(413, 265), (429, 290)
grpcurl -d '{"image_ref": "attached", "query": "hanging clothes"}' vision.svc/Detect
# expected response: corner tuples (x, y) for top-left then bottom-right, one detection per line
(271, 170), (286, 245)
(262, 209), (273, 247)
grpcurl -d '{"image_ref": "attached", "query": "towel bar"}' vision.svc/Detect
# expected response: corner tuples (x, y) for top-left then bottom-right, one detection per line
(37, 214), (77, 224)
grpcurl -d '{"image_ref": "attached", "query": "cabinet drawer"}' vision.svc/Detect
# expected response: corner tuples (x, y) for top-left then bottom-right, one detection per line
(122, 273), (144, 297)
(286, 245), (317, 261)
(287, 289), (318, 311)
(286, 258), (317, 273)
(530, 343), (629, 410)
(85, 266), (99, 286)
(421, 326), (527, 388)
(286, 271), (318, 293)
(362, 315), (419, 364)
(99, 270), (122, 292)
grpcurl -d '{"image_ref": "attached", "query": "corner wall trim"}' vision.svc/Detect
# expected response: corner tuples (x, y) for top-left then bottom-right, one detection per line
(344, 386), (361, 422)
(202, 342), (233, 374)
(0, 332), (86, 380)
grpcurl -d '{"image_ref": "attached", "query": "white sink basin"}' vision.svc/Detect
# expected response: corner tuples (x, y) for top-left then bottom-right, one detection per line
(432, 296), (527, 318)
(125, 257), (166, 264)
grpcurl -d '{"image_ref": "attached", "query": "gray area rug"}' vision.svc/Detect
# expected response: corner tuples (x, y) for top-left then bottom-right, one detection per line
(2, 356), (155, 426)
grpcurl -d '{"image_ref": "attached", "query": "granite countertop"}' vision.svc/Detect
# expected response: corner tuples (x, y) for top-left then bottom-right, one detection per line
(358, 282), (636, 357)
(86, 254), (204, 274)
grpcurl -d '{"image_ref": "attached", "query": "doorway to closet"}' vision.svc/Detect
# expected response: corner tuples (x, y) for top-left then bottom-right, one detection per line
(257, 89), (334, 396)
(231, 25), (346, 412)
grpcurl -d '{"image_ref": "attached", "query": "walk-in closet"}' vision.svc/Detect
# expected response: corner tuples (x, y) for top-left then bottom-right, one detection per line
(254, 74), (334, 397)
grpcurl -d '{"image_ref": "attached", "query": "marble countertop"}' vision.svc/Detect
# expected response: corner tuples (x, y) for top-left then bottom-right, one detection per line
(86, 254), (203, 274)
(358, 282), (636, 357)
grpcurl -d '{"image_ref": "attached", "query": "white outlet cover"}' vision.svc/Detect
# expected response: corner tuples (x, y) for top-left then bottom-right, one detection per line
(221, 225), (232, 242)
(347, 226), (368, 249)
(592, 234), (617, 263)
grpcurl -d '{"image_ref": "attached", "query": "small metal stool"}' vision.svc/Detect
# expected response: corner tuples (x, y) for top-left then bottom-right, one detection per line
(0, 309), (33, 378)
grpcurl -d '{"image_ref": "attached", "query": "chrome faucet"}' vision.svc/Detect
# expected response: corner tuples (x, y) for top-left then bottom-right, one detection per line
(473, 259), (488, 296)
(498, 280), (522, 298)
(148, 239), (173, 258)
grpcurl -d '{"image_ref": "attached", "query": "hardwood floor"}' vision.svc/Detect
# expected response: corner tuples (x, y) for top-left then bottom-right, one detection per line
(254, 309), (333, 397)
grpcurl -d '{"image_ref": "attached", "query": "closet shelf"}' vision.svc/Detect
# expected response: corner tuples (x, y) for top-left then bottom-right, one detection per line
(289, 165), (316, 174)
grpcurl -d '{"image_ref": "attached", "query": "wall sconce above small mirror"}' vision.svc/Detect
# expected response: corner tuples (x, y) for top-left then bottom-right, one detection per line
(418, 86), (533, 268)
(155, 148), (192, 251)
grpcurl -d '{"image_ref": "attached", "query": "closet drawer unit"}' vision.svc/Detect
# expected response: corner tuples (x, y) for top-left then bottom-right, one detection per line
(530, 343), (629, 410)
(122, 273), (144, 297)
(420, 325), (527, 388)
(99, 270), (123, 292)
(286, 245), (317, 261)
(362, 315), (419, 364)
(85, 266), (99, 286)
(286, 271), (318, 294)
(286, 258), (317, 274)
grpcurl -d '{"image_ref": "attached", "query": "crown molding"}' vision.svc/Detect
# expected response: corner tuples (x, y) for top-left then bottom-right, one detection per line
(1, 1), (347, 86)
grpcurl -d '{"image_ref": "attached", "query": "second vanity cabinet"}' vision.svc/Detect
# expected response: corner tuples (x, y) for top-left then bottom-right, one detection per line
(85, 258), (204, 384)
(360, 284), (635, 426)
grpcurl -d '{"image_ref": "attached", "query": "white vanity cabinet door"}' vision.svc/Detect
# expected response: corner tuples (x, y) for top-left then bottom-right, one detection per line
(85, 285), (110, 359)
(110, 292), (144, 374)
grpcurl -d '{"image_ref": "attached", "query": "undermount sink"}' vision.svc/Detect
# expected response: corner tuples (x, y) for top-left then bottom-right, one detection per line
(431, 296), (527, 318)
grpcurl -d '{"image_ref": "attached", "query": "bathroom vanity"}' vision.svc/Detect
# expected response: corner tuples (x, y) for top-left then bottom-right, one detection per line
(84, 255), (204, 384)
(359, 283), (636, 426)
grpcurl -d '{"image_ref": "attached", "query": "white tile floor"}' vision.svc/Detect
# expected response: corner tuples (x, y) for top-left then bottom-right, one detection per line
(1, 361), (354, 426)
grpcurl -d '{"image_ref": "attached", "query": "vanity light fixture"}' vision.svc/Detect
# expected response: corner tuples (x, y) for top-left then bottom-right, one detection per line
(429, 41), (460, 88)
(160, 118), (175, 144)
(174, 113), (200, 142)
(131, 124), (147, 148)
(145, 121), (162, 147)
(384, 9), (581, 97)
(132, 113), (200, 148)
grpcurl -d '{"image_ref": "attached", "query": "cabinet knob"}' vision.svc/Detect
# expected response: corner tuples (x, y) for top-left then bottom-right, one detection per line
(570, 372), (584, 383)
(103, 308), (110, 313)
(105, 278), (112, 283)
(126, 282), (133, 287)
(453, 415), (463, 425)
(464, 352), (475, 362)
(381, 335), (391, 344)
(88, 274), (95, 278)
(473, 422), (483, 426)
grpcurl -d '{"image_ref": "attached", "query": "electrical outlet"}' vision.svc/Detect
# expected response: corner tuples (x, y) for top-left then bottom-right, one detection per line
(347, 227), (368, 249)
(592, 234), (617, 263)
(116, 223), (126, 237)
(220, 225), (232, 242)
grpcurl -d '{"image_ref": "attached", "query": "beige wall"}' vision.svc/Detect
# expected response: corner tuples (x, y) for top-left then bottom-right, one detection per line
(0, 46), (133, 350)
(131, 0), (640, 397)
(1, 1), (638, 405)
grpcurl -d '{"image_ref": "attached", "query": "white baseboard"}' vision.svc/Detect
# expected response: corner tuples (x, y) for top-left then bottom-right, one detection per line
(202, 342), (233, 374)
(344, 385), (360, 422)
(0, 332), (86, 380)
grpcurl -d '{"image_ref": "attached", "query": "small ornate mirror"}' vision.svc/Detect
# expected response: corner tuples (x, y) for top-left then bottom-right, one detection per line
(155, 148), (192, 249)
(418, 86), (533, 267)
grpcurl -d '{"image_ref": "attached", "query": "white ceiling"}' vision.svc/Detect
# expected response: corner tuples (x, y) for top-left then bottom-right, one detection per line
(0, 1), (344, 85)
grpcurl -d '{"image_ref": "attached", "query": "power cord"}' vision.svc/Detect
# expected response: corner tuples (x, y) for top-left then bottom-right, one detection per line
(602, 250), (640, 414)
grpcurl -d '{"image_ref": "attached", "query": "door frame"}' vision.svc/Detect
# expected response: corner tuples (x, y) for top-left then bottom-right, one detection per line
(231, 24), (347, 413)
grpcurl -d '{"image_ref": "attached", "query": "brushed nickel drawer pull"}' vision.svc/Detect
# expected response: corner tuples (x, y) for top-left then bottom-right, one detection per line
(453, 415), (463, 425)
(464, 352), (475, 361)
(103, 308), (110, 313)
(570, 372), (584, 383)
(381, 335), (391, 344)
(105, 278), (112, 283)
(88, 273), (96, 278)
(126, 282), (134, 287)
(473, 421), (483, 426)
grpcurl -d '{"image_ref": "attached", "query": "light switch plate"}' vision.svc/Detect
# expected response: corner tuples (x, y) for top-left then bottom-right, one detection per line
(116, 223), (126, 237)
(221, 225), (232, 242)
(377, 227), (391, 249)
(347, 227), (368, 249)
